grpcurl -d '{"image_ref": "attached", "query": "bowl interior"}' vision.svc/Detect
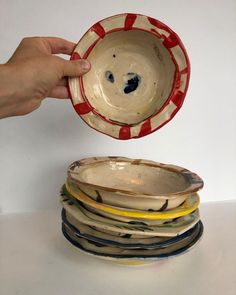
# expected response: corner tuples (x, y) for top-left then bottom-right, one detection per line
(83, 29), (175, 125)
(72, 160), (190, 195)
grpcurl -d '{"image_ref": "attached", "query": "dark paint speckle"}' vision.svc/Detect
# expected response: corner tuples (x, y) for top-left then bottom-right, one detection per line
(124, 73), (141, 94)
(105, 71), (114, 83)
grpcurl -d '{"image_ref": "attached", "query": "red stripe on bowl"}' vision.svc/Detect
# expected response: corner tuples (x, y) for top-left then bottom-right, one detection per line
(119, 126), (131, 139)
(74, 102), (93, 115)
(92, 22), (106, 38)
(171, 91), (185, 108)
(138, 119), (152, 137)
(124, 13), (137, 30)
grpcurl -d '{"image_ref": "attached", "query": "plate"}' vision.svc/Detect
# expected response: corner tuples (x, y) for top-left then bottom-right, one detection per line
(82, 204), (176, 226)
(64, 182), (200, 220)
(68, 13), (190, 139)
(61, 220), (203, 260)
(62, 208), (200, 249)
(60, 194), (200, 237)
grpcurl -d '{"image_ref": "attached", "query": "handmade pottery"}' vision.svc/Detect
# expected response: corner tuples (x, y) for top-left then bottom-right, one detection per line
(68, 13), (190, 140)
(67, 157), (203, 211)
(62, 220), (203, 259)
(62, 208), (200, 249)
(64, 182), (200, 220)
(60, 194), (200, 237)
(83, 204), (177, 226)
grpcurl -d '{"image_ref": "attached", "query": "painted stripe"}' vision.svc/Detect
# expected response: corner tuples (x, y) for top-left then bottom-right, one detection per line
(92, 22), (106, 38)
(74, 102), (92, 115)
(119, 126), (131, 140)
(71, 52), (81, 60)
(163, 33), (180, 48)
(171, 91), (185, 108)
(138, 119), (152, 137)
(124, 13), (137, 30)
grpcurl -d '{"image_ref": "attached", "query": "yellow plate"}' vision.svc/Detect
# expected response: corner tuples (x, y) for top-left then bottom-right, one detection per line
(65, 182), (200, 220)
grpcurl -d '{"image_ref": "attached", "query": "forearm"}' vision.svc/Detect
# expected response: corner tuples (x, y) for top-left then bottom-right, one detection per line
(0, 64), (18, 119)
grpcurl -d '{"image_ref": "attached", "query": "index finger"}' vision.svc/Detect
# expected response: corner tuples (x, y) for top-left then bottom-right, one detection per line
(43, 37), (77, 55)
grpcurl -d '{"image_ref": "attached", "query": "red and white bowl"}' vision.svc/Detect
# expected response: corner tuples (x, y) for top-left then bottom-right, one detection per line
(69, 13), (190, 139)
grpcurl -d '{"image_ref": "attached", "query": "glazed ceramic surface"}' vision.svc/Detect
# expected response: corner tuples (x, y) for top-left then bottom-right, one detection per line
(67, 157), (203, 211)
(83, 204), (177, 226)
(60, 193), (200, 237)
(62, 208), (199, 250)
(64, 182), (200, 220)
(69, 13), (190, 139)
(62, 220), (203, 259)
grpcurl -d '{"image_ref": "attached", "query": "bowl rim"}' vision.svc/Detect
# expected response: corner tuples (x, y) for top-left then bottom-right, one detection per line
(68, 13), (191, 139)
(67, 157), (204, 198)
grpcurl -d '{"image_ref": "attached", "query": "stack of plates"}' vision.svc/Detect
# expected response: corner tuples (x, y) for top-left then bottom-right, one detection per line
(60, 157), (204, 265)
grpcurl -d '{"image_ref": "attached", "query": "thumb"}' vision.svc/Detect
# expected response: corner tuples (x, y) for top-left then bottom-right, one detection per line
(60, 59), (91, 77)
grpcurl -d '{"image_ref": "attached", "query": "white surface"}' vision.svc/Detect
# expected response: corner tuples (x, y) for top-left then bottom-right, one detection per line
(1, 201), (236, 295)
(0, 0), (236, 212)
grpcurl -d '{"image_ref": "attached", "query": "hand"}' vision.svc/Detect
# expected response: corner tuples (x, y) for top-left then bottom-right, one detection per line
(0, 37), (90, 119)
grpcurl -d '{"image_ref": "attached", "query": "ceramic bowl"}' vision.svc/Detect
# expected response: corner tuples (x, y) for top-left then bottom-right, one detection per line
(61, 220), (203, 260)
(68, 13), (190, 139)
(67, 157), (203, 211)
(62, 208), (200, 249)
(60, 193), (200, 237)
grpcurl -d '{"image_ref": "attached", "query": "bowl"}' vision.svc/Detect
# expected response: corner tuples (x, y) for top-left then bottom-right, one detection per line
(67, 157), (203, 211)
(68, 13), (190, 139)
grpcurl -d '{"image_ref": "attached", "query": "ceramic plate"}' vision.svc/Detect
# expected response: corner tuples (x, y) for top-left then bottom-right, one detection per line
(69, 13), (190, 139)
(62, 208), (200, 249)
(64, 182), (200, 220)
(67, 157), (203, 210)
(82, 204), (176, 226)
(61, 220), (203, 259)
(60, 194), (200, 237)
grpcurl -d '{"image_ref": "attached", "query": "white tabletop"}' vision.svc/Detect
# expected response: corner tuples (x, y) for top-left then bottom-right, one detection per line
(1, 201), (236, 295)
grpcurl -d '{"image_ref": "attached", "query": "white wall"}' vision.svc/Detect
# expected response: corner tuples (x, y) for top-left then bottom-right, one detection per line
(0, 0), (235, 213)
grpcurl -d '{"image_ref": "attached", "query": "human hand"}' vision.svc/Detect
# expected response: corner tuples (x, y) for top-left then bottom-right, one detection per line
(0, 37), (90, 119)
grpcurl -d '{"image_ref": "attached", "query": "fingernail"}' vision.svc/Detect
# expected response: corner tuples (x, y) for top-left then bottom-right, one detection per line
(80, 59), (91, 71)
